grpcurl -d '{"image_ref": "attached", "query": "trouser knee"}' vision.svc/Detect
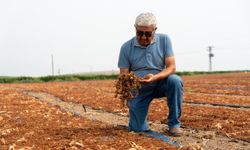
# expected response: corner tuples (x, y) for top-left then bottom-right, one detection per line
(166, 74), (183, 88)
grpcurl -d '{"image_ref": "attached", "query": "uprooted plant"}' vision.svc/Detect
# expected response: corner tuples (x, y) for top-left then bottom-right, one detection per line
(115, 72), (142, 107)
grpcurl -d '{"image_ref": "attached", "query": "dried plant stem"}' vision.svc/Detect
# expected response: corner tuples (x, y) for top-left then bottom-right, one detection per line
(115, 72), (141, 107)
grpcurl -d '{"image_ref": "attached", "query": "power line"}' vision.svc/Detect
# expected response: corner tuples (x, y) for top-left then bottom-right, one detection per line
(176, 47), (249, 56)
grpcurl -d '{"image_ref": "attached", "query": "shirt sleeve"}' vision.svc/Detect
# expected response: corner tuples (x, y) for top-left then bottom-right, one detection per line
(163, 34), (174, 57)
(118, 44), (130, 69)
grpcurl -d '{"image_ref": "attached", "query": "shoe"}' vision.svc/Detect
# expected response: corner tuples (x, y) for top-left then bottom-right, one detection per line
(168, 127), (183, 137)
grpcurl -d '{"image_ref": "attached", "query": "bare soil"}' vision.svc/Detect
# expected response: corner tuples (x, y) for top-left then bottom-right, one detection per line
(0, 87), (177, 150)
(1, 72), (250, 149)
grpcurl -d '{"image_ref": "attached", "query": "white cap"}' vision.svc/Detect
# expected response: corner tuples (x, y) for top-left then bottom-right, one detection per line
(135, 12), (157, 27)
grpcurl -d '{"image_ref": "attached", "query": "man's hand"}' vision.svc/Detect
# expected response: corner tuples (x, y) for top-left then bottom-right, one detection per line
(140, 74), (155, 83)
(140, 56), (176, 84)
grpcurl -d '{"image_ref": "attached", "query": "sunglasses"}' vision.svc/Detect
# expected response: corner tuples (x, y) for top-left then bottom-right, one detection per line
(136, 31), (153, 37)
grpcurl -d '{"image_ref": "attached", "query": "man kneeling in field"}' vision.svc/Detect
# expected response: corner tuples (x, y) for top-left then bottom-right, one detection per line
(118, 12), (183, 136)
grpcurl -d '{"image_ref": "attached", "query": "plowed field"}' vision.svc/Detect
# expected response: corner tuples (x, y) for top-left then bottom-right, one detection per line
(0, 72), (249, 149)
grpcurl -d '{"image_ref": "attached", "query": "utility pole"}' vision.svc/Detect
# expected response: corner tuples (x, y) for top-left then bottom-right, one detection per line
(58, 69), (61, 75)
(51, 54), (54, 76)
(207, 46), (214, 72)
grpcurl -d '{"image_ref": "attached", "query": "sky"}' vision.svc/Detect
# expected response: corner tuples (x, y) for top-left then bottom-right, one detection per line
(0, 0), (250, 76)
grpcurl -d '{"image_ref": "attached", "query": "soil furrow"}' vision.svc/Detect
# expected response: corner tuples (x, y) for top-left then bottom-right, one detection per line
(23, 90), (250, 150)
(184, 101), (250, 109)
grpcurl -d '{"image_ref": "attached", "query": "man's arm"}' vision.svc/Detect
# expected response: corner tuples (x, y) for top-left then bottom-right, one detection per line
(120, 68), (129, 75)
(140, 56), (176, 83)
